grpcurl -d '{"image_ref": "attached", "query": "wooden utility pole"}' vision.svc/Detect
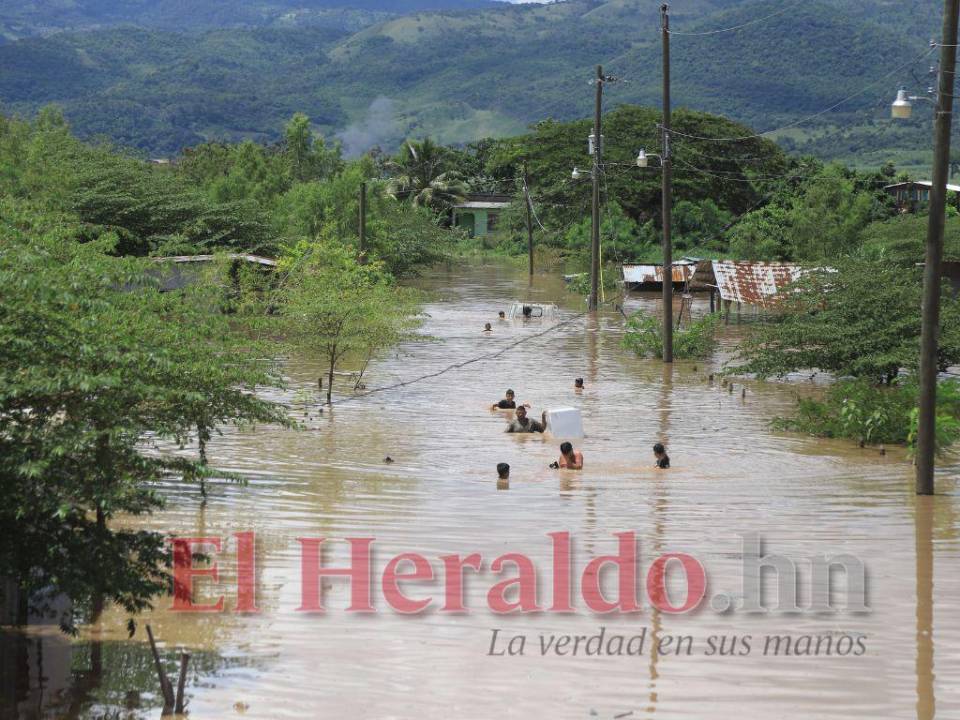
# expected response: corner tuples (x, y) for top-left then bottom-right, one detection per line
(523, 163), (534, 276)
(661, 3), (674, 363)
(358, 181), (367, 264)
(917, 0), (960, 495)
(589, 64), (604, 311)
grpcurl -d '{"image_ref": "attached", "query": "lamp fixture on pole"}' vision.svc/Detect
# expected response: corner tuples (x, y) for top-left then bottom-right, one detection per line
(636, 149), (664, 169)
(891, 86), (936, 119)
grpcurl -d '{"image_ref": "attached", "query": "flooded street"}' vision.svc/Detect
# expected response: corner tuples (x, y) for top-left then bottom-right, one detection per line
(5, 261), (960, 719)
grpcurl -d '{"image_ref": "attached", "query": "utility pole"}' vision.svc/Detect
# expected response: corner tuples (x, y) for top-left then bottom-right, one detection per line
(589, 64), (604, 311)
(916, 0), (960, 495)
(661, 3), (674, 363)
(523, 163), (534, 277)
(358, 181), (367, 264)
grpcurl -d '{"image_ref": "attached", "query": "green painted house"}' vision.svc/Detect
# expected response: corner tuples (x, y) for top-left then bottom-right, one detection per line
(451, 193), (513, 237)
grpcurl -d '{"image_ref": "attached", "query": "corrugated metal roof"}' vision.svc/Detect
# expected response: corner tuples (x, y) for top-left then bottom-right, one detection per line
(623, 262), (695, 285)
(453, 201), (512, 209)
(152, 254), (277, 267)
(884, 180), (960, 193)
(712, 261), (803, 307)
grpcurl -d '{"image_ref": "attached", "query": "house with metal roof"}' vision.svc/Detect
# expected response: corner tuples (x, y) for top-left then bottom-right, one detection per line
(451, 193), (512, 238)
(885, 180), (960, 213)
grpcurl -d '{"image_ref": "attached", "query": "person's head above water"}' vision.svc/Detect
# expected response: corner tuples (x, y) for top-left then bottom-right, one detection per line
(497, 463), (510, 479)
(505, 389), (515, 399)
(498, 311), (506, 319)
(574, 377), (584, 388)
(516, 405), (527, 420)
(560, 441), (574, 456)
(484, 322), (492, 331)
(653, 442), (669, 469)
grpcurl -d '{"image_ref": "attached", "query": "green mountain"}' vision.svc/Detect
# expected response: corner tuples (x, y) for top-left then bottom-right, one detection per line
(0, 0), (944, 163)
(0, 1), (501, 41)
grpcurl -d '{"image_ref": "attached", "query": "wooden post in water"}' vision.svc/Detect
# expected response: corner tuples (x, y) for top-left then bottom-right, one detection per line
(175, 652), (191, 714)
(146, 625), (175, 716)
(358, 181), (367, 265)
(916, 0), (960, 495)
(660, 3), (674, 362)
(523, 163), (534, 277)
(589, 65), (603, 311)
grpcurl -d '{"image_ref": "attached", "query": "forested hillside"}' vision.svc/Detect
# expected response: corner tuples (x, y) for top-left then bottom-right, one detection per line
(0, 0), (944, 163)
(0, 0), (500, 40)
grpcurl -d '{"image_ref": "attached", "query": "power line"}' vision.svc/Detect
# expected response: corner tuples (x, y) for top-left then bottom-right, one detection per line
(667, 46), (938, 142)
(329, 311), (590, 406)
(665, 1), (802, 36)
(672, 155), (900, 184)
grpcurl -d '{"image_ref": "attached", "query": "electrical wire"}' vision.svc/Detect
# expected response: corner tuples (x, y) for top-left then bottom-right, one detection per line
(666, 1), (802, 36)
(665, 45), (938, 142)
(328, 311), (590, 406)
(672, 155), (900, 185)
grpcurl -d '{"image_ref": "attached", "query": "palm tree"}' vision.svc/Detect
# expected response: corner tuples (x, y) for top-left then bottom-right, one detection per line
(386, 138), (468, 212)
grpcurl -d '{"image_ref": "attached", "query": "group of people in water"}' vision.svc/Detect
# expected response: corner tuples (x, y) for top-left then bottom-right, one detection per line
(489, 379), (670, 483)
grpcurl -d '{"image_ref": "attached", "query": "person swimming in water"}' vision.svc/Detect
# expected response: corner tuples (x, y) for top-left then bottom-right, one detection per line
(574, 377), (584, 390)
(653, 443), (670, 469)
(491, 389), (517, 410)
(506, 405), (546, 433)
(550, 441), (583, 470)
(483, 322), (493, 333)
(497, 462), (510, 479)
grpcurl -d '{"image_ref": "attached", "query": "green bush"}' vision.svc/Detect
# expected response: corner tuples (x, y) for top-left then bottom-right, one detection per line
(622, 311), (720, 360)
(774, 378), (960, 453)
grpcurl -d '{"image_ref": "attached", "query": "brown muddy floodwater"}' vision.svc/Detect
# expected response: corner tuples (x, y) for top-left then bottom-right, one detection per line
(4, 261), (960, 720)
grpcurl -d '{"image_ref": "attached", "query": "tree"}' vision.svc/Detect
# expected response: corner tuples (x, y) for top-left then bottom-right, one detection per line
(283, 113), (342, 183)
(0, 207), (290, 630)
(730, 259), (960, 385)
(274, 159), (456, 276)
(280, 241), (422, 404)
(623, 312), (720, 360)
(386, 137), (467, 212)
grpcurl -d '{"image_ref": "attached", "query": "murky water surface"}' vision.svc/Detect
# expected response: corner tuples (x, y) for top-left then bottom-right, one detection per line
(4, 262), (960, 719)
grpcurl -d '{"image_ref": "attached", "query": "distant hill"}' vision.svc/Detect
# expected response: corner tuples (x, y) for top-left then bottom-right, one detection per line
(0, 0), (944, 164)
(0, 0), (502, 40)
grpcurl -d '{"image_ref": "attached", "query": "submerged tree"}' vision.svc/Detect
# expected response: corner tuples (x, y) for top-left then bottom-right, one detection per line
(280, 241), (422, 404)
(730, 259), (960, 384)
(0, 208), (290, 630)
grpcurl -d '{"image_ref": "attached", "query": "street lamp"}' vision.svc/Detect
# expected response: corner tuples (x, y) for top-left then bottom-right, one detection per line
(636, 149), (664, 169)
(891, 88), (914, 119)
(890, 87), (935, 119)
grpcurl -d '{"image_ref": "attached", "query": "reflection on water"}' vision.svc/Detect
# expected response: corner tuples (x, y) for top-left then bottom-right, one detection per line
(5, 261), (960, 719)
(0, 630), (263, 719)
(915, 496), (935, 720)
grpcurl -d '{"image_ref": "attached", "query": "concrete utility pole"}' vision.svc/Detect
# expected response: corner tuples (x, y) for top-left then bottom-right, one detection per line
(523, 163), (534, 277)
(589, 64), (604, 311)
(916, 0), (960, 495)
(661, 3), (674, 363)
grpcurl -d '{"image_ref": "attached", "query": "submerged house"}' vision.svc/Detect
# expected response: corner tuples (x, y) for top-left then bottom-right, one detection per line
(451, 193), (512, 238)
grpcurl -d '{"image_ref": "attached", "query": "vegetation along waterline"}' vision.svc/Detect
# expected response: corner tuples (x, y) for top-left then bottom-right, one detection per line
(3, 75), (960, 719)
